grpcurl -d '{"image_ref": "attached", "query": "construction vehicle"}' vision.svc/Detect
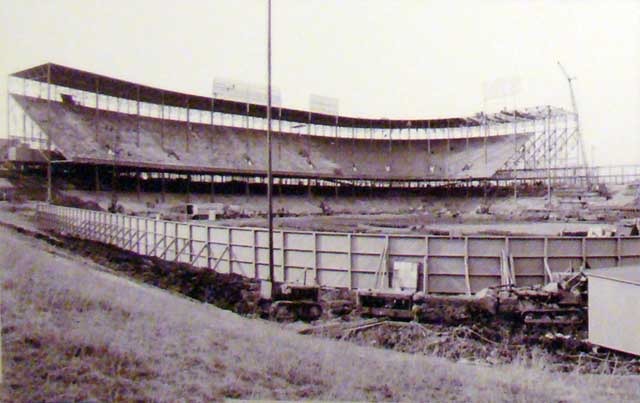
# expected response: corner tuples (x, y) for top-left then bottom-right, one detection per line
(489, 272), (588, 331)
(356, 289), (414, 320)
(355, 257), (589, 330)
(356, 261), (419, 320)
(258, 281), (323, 322)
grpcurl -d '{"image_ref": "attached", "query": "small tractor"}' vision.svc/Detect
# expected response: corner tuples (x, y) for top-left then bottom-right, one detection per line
(259, 281), (323, 322)
(356, 289), (415, 320)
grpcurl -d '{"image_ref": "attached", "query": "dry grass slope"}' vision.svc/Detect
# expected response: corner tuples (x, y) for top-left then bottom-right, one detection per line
(1, 226), (639, 402)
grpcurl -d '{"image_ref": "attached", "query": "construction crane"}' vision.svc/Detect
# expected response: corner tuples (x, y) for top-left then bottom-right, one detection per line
(557, 61), (591, 188)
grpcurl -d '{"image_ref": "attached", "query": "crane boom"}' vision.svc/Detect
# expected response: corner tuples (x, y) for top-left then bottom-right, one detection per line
(557, 61), (590, 187)
(557, 62), (579, 126)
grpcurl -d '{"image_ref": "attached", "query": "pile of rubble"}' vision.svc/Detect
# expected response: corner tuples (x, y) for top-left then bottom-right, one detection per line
(296, 271), (633, 373)
(406, 272), (589, 334)
(300, 318), (640, 374)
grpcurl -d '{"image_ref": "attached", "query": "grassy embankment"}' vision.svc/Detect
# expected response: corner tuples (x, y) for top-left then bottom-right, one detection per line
(2, 226), (639, 402)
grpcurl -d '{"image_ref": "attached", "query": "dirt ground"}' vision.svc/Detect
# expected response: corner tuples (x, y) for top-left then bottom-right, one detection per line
(61, 182), (639, 236)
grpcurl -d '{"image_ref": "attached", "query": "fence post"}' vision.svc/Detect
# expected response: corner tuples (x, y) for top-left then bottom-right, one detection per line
(227, 227), (232, 274)
(312, 232), (318, 285)
(206, 225), (212, 270)
(252, 229), (258, 279)
(423, 236), (429, 294)
(281, 230), (286, 283)
(188, 223), (194, 264)
(347, 233), (353, 289)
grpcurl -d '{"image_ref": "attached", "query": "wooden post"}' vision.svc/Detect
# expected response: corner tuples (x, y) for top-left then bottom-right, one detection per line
(464, 237), (471, 295)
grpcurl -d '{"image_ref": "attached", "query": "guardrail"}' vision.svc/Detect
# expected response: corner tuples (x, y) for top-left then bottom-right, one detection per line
(36, 204), (640, 294)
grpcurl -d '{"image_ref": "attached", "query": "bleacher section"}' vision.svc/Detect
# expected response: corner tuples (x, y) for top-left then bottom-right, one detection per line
(13, 94), (531, 181)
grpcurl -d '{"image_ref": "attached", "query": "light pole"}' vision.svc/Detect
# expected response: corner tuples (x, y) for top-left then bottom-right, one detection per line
(267, 0), (275, 288)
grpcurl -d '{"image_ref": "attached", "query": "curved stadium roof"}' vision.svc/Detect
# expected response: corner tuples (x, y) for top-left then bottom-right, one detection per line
(11, 63), (554, 130)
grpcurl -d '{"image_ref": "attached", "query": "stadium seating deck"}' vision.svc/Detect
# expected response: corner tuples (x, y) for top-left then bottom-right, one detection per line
(13, 94), (531, 181)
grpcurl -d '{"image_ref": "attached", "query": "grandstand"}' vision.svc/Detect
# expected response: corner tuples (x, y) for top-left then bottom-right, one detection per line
(5, 63), (590, 194)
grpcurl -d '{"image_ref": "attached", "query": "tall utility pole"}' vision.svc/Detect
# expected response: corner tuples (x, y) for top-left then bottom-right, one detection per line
(557, 61), (590, 188)
(46, 64), (52, 203)
(267, 0), (275, 288)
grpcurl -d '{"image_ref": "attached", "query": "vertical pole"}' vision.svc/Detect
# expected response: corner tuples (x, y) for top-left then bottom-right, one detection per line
(95, 78), (99, 142)
(513, 113), (517, 198)
(564, 112), (568, 179)
(161, 172), (166, 203)
(307, 111), (312, 168)
(532, 117), (537, 171)
(95, 166), (100, 191)
(111, 149), (117, 209)
(136, 170), (141, 200)
(136, 85), (141, 147)
(210, 96), (215, 152)
(210, 96), (214, 127)
(484, 114), (488, 166)
(446, 120), (450, 181)
(210, 174), (215, 202)
(388, 120), (392, 172)
(546, 106), (552, 202)
(186, 174), (191, 203)
(276, 108), (282, 168)
(427, 120), (431, 154)
(186, 98), (190, 152)
(161, 91), (165, 149)
(267, 0), (275, 286)
(46, 64), (52, 203)
(6, 75), (10, 143)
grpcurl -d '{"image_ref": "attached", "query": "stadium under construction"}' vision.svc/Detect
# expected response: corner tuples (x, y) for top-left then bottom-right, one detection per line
(8, 63), (639, 200)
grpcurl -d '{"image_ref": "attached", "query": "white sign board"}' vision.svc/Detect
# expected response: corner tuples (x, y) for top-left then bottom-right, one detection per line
(309, 94), (339, 116)
(392, 261), (419, 292)
(212, 78), (281, 107)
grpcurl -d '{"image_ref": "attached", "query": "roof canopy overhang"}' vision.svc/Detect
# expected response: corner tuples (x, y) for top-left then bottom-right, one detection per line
(11, 63), (566, 129)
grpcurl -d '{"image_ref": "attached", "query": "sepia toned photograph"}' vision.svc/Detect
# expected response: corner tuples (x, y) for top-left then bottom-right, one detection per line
(1, 1), (639, 401)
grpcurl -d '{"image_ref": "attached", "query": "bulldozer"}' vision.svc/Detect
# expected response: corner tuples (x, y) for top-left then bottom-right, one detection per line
(259, 281), (323, 322)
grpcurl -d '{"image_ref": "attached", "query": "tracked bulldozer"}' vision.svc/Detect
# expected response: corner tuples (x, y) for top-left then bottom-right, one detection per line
(259, 281), (323, 322)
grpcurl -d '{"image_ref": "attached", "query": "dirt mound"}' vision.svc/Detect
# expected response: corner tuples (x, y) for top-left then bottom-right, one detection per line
(60, 236), (259, 313)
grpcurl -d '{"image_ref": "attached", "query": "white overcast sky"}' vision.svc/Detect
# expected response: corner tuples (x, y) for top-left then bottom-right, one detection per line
(1, 0), (638, 165)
